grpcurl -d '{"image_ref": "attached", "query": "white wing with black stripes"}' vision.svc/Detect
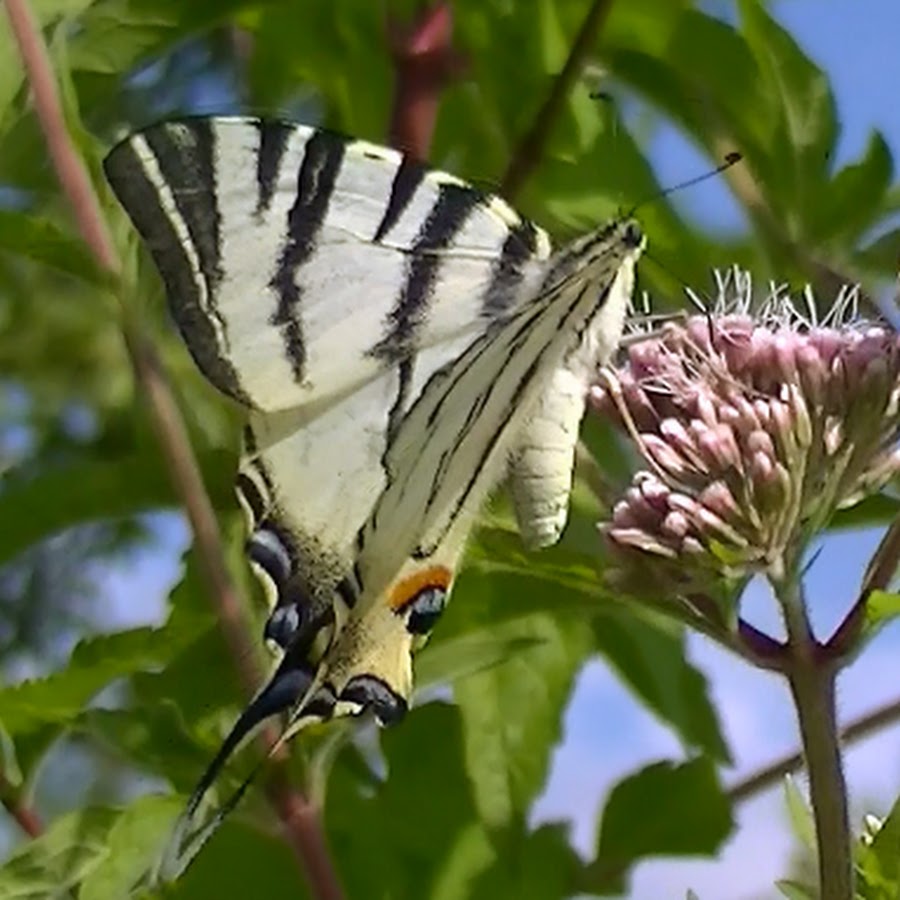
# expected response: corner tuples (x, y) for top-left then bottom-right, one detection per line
(103, 115), (644, 877)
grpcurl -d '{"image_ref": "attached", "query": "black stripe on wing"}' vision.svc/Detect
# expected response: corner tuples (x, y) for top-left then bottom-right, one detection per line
(373, 155), (426, 243)
(481, 221), (543, 321)
(269, 132), (348, 384)
(255, 120), (293, 219)
(104, 120), (250, 405)
(371, 184), (482, 365)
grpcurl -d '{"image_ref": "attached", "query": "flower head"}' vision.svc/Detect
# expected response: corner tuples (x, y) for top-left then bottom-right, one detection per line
(592, 272), (900, 595)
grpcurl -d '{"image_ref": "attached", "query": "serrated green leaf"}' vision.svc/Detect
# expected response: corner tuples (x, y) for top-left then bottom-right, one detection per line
(583, 758), (733, 893)
(0, 806), (118, 896)
(79, 794), (182, 900)
(0, 610), (209, 737)
(462, 535), (729, 761)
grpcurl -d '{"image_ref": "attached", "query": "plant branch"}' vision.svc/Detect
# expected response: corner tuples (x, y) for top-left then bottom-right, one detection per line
(387, 2), (463, 161)
(826, 512), (900, 658)
(500, 0), (615, 201)
(728, 694), (900, 803)
(775, 573), (853, 900)
(0, 770), (43, 838)
(5, 2), (343, 896)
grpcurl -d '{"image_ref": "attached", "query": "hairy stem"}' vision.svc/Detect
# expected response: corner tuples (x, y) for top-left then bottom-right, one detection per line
(776, 574), (853, 900)
(5, 2), (343, 896)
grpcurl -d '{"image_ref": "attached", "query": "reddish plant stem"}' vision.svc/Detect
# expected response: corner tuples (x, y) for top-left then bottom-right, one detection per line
(4, 3), (343, 896)
(0, 771), (43, 838)
(500, 0), (615, 201)
(387, 2), (463, 160)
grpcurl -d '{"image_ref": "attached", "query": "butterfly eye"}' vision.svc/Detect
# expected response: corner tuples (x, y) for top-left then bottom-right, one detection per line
(401, 586), (448, 636)
(623, 221), (643, 248)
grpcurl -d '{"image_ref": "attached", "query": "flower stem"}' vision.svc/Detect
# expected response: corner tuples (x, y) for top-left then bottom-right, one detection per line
(776, 574), (853, 900)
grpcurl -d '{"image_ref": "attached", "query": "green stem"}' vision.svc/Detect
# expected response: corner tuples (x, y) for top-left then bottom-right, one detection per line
(776, 574), (853, 900)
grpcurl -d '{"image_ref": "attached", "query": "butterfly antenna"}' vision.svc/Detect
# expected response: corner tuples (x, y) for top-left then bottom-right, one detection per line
(627, 152), (742, 217)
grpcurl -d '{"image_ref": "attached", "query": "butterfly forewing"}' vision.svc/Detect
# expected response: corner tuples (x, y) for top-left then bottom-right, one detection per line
(103, 115), (644, 874)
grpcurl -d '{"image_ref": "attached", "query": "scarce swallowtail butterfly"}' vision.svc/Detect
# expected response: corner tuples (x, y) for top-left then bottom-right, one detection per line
(103, 116), (644, 866)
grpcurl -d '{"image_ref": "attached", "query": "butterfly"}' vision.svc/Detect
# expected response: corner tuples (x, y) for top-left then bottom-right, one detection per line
(103, 116), (644, 866)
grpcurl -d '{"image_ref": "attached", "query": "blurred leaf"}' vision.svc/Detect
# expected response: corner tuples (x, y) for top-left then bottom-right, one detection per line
(857, 227), (900, 274)
(812, 131), (893, 245)
(468, 821), (580, 900)
(784, 775), (817, 851)
(740, 0), (837, 223)
(775, 880), (816, 900)
(582, 757), (732, 893)
(591, 611), (730, 763)
(0, 210), (108, 285)
(0, 448), (233, 567)
(857, 796), (900, 896)
(79, 794), (182, 900)
(171, 816), (308, 899)
(0, 610), (209, 737)
(0, 806), (118, 896)
(865, 590), (900, 630)
(830, 493), (900, 530)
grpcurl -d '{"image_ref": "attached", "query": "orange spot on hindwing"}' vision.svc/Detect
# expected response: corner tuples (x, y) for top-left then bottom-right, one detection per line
(388, 565), (453, 636)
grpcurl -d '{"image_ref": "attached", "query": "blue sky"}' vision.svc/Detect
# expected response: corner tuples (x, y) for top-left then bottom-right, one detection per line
(94, 1), (900, 897)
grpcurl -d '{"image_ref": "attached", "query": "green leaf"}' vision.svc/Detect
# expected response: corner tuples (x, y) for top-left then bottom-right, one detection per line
(0, 806), (118, 896)
(813, 131), (893, 244)
(865, 590), (900, 630)
(79, 794), (182, 900)
(775, 879), (816, 900)
(468, 822), (581, 900)
(415, 631), (545, 693)
(740, 0), (837, 223)
(591, 611), (730, 763)
(784, 775), (817, 851)
(451, 572), (592, 831)
(582, 757), (733, 893)
(858, 226), (900, 274)
(0, 210), (108, 285)
(0, 448), (233, 567)
(327, 702), (478, 900)
(0, 611), (209, 737)
(463, 534), (729, 761)
(857, 797), (900, 895)
(171, 817), (309, 899)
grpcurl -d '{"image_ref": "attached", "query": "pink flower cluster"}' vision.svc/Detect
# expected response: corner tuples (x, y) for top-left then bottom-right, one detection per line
(592, 299), (900, 589)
